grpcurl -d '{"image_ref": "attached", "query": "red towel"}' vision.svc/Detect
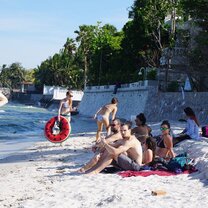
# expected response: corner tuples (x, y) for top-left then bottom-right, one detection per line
(118, 170), (194, 177)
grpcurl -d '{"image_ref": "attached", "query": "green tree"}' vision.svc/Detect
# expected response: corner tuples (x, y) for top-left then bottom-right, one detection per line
(0, 63), (24, 89)
(75, 25), (97, 87)
(181, 0), (208, 91)
(23, 69), (35, 83)
(34, 37), (82, 90)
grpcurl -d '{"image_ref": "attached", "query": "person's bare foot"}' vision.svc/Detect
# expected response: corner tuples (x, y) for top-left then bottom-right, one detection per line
(77, 167), (85, 173)
(85, 170), (99, 175)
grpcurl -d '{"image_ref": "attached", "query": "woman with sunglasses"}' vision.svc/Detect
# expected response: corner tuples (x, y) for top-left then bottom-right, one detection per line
(155, 120), (175, 159)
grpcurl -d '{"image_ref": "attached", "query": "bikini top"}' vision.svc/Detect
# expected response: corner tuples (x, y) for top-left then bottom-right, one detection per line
(63, 100), (70, 108)
(156, 136), (166, 148)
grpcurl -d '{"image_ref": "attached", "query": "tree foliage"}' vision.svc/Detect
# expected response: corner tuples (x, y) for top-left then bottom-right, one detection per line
(180, 0), (208, 90)
(2, 0), (207, 91)
(0, 63), (25, 89)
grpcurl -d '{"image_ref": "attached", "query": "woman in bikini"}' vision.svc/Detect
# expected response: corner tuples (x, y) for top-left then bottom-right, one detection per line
(58, 91), (73, 123)
(142, 137), (156, 166)
(155, 120), (175, 159)
(94, 97), (118, 141)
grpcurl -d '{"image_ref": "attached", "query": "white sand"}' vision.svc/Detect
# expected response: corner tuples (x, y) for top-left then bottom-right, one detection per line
(1, 122), (208, 208)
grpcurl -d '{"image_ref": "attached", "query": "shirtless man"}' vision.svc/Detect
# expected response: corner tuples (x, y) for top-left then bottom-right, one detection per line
(94, 97), (118, 141)
(85, 123), (143, 174)
(78, 118), (122, 173)
(58, 91), (73, 123)
(0, 90), (8, 107)
(131, 113), (152, 144)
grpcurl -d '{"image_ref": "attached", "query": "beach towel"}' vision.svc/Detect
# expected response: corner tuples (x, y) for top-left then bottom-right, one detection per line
(118, 169), (196, 178)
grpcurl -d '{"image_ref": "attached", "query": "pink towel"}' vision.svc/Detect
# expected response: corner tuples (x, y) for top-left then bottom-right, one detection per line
(118, 170), (195, 177)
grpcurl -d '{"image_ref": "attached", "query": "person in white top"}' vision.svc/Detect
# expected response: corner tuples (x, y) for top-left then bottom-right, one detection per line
(0, 90), (8, 107)
(173, 107), (200, 146)
(58, 91), (73, 123)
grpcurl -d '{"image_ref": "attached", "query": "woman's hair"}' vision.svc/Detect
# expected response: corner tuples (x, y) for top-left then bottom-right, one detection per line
(136, 113), (146, 125)
(66, 91), (73, 97)
(184, 107), (199, 126)
(161, 120), (170, 129)
(145, 137), (156, 163)
(111, 97), (118, 104)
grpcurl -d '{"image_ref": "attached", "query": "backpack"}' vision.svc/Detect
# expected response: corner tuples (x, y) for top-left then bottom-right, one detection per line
(166, 153), (191, 173)
(202, 126), (208, 138)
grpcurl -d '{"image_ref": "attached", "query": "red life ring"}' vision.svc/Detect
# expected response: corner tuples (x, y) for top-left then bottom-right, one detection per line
(44, 116), (71, 143)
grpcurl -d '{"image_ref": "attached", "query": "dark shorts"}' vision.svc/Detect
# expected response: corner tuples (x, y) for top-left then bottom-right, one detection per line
(173, 134), (191, 146)
(113, 154), (141, 171)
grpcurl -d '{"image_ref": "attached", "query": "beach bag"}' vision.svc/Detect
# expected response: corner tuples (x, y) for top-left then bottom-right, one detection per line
(166, 153), (191, 173)
(201, 126), (208, 137)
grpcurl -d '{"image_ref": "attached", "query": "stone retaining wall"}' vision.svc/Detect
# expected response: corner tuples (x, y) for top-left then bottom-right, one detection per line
(78, 82), (208, 124)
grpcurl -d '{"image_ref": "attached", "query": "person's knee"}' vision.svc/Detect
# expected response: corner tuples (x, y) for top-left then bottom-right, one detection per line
(95, 154), (101, 160)
(112, 154), (118, 160)
(97, 129), (102, 134)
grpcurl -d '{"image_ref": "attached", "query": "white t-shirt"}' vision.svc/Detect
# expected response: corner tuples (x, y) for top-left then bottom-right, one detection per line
(185, 118), (200, 140)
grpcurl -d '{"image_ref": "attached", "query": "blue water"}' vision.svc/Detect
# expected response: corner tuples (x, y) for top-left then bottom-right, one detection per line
(0, 103), (96, 159)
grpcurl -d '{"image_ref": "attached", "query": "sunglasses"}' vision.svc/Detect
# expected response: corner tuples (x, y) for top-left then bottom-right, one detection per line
(160, 127), (169, 131)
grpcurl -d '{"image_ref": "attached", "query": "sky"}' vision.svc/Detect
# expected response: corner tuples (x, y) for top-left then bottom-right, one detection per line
(0, 0), (134, 69)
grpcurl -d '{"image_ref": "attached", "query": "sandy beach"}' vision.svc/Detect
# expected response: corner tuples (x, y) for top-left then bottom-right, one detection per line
(0, 122), (208, 208)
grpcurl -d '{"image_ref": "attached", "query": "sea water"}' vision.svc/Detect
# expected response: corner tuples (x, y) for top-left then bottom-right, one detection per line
(0, 103), (97, 159)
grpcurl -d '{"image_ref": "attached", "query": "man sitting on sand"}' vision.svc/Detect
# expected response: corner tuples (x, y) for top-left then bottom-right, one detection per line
(79, 118), (122, 173)
(84, 123), (143, 174)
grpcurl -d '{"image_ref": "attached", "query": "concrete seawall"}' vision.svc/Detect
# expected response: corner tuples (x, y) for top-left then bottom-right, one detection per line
(78, 81), (208, 124)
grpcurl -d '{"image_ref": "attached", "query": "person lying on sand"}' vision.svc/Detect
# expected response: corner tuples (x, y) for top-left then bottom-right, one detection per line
(0, 90), (8, 107)
(78, 118), (122, 173)
(84, 123), (143, 174)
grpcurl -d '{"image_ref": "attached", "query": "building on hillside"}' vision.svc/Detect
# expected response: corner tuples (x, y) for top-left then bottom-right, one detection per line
(158, 19), (203, 92)
(40, 85), (84, 110)
(20, 82), (36, 93)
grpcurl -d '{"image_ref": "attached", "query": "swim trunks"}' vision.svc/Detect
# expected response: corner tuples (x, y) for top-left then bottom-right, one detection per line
(115, 154), (141, 171)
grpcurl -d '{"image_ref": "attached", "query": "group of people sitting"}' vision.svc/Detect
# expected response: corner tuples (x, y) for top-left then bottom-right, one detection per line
(78, 98), (200, 174)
